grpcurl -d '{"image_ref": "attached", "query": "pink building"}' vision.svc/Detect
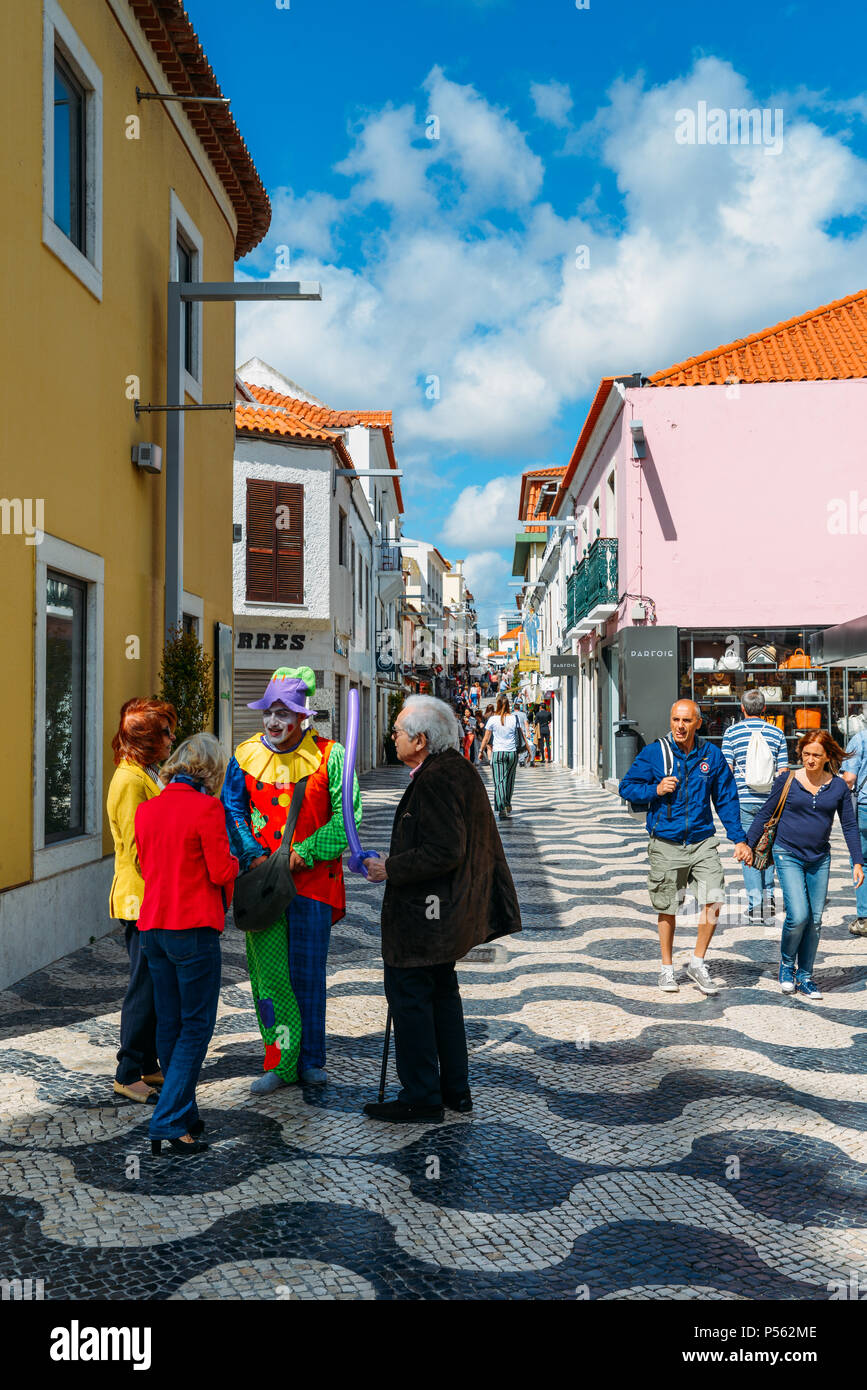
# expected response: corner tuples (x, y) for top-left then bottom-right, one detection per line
(543, 288), (867, 780)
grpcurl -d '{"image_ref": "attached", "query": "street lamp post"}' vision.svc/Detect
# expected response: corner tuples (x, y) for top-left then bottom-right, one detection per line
(163, 279), (322, 637)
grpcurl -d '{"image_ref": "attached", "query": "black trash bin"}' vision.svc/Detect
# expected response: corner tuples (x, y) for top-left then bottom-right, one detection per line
(614, 719), (640, 779)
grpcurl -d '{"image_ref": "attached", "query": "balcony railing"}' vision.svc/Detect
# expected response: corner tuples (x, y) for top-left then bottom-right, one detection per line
(379, 542), (402, 571)
(566, 537), (618, 632)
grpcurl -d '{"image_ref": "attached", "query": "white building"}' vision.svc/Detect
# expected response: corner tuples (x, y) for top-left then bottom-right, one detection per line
(232, 362), (403, 769)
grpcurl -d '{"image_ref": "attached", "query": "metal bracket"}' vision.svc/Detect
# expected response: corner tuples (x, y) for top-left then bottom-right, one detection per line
(134, 399), (233, 420)
(136, 86), (230, 106)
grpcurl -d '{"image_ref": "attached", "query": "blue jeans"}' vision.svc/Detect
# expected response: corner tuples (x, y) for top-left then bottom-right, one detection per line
(855, 806), (867, 917)
(774, 848), (830, 982)
(141, 927), (221, 1139)
(740, 805), (775, 910)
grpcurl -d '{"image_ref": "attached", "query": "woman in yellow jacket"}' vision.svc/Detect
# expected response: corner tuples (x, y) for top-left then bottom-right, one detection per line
(107, 699), (176, 1101)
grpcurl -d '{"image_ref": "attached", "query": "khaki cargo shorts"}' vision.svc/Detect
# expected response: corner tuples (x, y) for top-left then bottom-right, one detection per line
(647, 835), (726, 914)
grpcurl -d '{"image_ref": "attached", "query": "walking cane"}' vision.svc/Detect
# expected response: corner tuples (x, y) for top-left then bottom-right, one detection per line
(378, 1007), (393, 1103)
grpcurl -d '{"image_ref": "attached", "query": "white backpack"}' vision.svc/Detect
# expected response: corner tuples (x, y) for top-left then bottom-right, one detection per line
(744, 728), (775, 794)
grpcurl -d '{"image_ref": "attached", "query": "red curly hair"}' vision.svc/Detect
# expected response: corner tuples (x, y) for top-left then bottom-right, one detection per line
(112, 698), (177, 768)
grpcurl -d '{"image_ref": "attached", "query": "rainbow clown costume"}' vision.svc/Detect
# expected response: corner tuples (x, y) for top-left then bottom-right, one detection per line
(222, 666), (361, 1093)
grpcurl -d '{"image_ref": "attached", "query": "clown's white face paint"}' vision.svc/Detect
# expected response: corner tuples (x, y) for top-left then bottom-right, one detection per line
(263, 703), (303, 750)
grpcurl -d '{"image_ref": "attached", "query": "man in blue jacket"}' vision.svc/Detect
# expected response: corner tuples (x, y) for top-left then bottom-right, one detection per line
(619, 700), (752, 995)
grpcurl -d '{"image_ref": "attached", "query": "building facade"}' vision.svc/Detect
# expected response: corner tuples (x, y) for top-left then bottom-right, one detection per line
(0, 0), (269, 987)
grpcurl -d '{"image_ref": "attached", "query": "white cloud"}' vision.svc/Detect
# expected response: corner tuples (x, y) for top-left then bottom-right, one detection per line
(530, 79), (574, 128)
(441, 475), (524, 548)
(459, 550), (514, 629)
(238, 57), (867, 470)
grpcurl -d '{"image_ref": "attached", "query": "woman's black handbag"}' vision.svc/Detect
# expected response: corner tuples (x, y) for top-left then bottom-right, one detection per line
(232, 777), (309, 933)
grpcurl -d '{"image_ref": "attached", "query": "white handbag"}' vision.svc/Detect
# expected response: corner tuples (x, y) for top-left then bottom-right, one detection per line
(720, 650), (744, 672)
(693, 657), (715, 671)
(706, 683), (733, 698)
(795, 680), (819, 697)
(762, 686), (783, 703)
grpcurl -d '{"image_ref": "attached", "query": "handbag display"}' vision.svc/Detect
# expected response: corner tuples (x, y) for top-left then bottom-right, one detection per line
(693, 657), (716, 672)
(781, 648), (812, 669)
(747, 644), (777, 665)
(761, 686), (783, 703)
(719, 649), (744, 672)
(762, 714), (785, 729)
(795, 679), (819, 697)
(795, 708), (822, 730)
(753, 771), (796, 872)
(705, 683), (732, 698)
(232, 776), (309, 933)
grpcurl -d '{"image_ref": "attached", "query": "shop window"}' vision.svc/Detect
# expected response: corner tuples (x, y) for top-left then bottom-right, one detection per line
(170, 192), (204, 400)
(34, 536), (104, 879)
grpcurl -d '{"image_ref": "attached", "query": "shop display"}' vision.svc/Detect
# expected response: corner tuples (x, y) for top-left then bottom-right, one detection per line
(781, 648), (812, 669)
(795, 679), (819, 697)
(795, 708), (822, 729)
(747, 644), (777, 665)
(761, 686), (783, 703)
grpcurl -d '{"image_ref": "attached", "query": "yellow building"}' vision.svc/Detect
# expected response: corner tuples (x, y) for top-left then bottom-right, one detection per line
(0, 0), (270, 985)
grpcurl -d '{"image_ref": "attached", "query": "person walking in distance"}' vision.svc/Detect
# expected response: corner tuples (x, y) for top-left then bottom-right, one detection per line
(721, 689), (788, 923)
(841, 711), (867, 936)
(745, 730), (863, 999)
(534, 702), (553, 764)
(361, 697), (521, 1122)
(479, 695), (521, 821)
(619, 700), (752, 995)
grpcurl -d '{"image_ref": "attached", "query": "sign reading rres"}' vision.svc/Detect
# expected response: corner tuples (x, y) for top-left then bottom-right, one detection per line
(237, 631), (306, 651)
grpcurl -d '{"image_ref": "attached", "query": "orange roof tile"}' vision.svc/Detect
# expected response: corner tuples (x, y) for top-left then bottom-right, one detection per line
(234, 402), (354, 470)
(129, 1), (269, 257)
(502, 626), (521, 640)
(649, 287), (867, 386)
(242, 381), (404, 511)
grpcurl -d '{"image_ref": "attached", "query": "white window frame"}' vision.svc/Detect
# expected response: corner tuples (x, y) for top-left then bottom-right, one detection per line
(170, 190), (204, 402)
(182, 589), (204, 641)
(33, 535), (104, 880)
(42, 0), (103, 300)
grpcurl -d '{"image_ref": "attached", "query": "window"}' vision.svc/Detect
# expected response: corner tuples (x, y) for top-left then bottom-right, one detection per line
(44, 572), (87, 841)
(53, 53), (85, 251)
(338, 508), (347, 566)
(42, 1), (103, 297)
(34, 534), (104, 878)
(170, 192), (204, 397)
(606, 469), (616, 536)
(245, 479), (304, 604)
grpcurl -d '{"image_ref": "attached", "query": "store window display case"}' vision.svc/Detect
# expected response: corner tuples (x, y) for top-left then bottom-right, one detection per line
(676, 628), (866, 748)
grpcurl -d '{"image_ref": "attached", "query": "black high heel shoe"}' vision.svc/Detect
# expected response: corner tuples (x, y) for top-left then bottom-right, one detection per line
(151, 1135), (209, 1156)
(189, 1119), (205, 1137)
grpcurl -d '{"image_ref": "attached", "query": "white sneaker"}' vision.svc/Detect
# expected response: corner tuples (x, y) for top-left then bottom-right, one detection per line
(685, 960), (719, 996)
(659, 967), (679, 992)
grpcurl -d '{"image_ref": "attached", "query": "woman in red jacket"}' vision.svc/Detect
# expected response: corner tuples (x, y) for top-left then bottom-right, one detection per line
(135, 733), (238, 1156)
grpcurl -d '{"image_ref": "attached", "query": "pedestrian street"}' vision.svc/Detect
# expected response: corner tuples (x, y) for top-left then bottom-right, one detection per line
(0, 764), (865, 1301)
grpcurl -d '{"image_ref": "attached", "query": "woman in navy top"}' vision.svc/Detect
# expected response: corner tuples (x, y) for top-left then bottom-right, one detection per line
(746, 730), (864, 1000)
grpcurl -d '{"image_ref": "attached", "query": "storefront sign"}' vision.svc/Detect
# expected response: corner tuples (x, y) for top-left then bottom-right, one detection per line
(549, 655), (580, 675)
(237, 630), (307, 652)
(517, 657), (540, 671)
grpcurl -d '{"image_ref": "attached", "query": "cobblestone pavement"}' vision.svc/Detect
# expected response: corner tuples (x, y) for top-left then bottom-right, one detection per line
(1, 764), (865, 1301)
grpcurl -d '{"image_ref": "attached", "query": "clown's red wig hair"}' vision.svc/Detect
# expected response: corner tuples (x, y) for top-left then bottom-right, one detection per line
(111, 699), (177, 768)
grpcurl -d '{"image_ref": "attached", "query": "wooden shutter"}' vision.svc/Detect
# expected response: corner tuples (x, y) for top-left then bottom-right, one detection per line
(246, 479), (275, 602)
(275, 481), (304, 604)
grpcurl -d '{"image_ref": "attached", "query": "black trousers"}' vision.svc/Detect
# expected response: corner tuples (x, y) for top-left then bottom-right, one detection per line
(536, 727), (551, 760)
(383, 961), (469, 1107)
(115, 920), (159, 1084)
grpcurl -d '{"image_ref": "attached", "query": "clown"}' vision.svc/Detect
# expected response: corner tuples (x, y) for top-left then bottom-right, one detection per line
(222, 666), (361, 1093)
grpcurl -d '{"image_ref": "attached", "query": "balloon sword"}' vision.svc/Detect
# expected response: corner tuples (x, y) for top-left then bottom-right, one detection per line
(342, 686), (379, 877)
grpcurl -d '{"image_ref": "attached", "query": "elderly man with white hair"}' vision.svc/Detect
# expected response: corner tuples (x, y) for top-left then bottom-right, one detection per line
(619, 699), (751, 996)
(362, 696), (522, 1123)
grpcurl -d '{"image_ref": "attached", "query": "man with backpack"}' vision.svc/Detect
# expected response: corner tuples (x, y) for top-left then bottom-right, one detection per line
(842, 710), (867, 936)
(619, 700), (752, 995)
(721, 689), (789, 924)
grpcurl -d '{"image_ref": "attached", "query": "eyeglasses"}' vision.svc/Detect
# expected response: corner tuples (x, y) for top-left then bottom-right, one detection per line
(392, 725), (419, 740)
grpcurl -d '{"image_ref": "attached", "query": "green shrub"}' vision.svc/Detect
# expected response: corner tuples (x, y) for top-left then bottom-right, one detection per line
(158, 625), (213, 744)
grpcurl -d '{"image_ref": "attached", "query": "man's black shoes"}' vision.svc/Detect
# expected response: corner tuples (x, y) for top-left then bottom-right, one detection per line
(442, 1091), (473, 1113)
(363, 1100), (443, 1124)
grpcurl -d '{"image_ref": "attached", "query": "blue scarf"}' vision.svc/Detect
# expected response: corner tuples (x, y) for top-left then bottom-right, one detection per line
(171, 772), (209, 795)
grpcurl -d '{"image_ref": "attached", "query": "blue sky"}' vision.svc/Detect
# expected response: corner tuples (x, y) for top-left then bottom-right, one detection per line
(186, 0), (867, 631)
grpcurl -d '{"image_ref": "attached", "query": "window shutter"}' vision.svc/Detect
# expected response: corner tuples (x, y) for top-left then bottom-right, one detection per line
(246, 479), (275, 602)
(275, 481), (304, 604)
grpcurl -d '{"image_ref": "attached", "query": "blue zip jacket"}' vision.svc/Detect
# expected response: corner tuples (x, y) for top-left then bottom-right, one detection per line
(619, 734), (745, 845)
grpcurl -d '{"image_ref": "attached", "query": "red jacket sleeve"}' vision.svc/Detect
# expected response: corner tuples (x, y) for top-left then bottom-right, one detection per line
(200, 800), (240, 905)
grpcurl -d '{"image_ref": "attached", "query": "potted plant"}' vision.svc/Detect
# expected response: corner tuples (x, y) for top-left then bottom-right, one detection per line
(157, 624), (214, 744)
